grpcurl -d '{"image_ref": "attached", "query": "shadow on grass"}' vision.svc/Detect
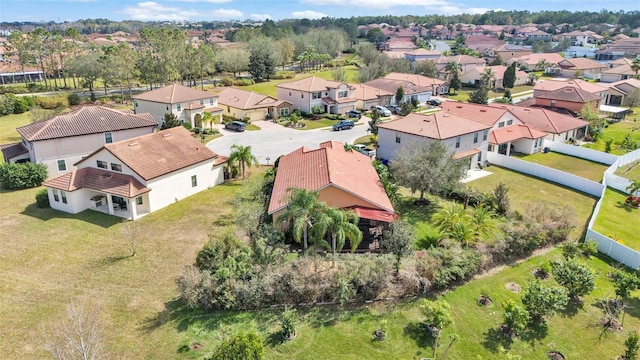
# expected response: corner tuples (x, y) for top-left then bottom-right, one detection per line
(559, 299), (584, 318)
(481, 326), (513, 353)
(403, 321), (435, 349)
(519, 321), (549, 347)
(20, 204), (121, 228)
(396, 196), (441, 225)
(265, 331), (286, 348)
(614, 201), (637, 213)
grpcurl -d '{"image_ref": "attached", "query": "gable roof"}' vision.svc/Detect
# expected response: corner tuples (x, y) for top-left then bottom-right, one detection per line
(349, 83), (393, 101)
(558, 58), (607, 70)
(536, 86), (602, 103)
(275, 76), (350, 92)
(267, 141), (394, 214)
(378, 112), (491, 140)
(514, 53), (565, 66)
(440, 101), (510, 126)
(464, 65), (527, 80)
(534, 79), (607, 94)
(76, 127), (227, 181)
(132, 83), (215, 104)
(492, 104), (589, 134)
(217, 87), (290, 110)
(384, 72), (447, 87)
(489, 124), (547, 144)
(16, 106), (156, 142)
(436, 55), (486, 65)
(43, 167), (150, 198)
(363, 78), (431, 96)
(603, 63), (635, 76)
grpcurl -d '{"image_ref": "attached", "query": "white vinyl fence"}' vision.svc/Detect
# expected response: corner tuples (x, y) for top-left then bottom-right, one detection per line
(543, 140), (618, 165)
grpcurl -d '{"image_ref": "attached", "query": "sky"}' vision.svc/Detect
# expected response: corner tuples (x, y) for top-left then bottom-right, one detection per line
(0, 0), (637, 23)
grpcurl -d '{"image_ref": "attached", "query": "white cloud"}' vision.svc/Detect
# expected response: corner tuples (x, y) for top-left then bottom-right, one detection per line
(172, 0), (231, 2)
(118, 2), (242, 20)
(435, 5), (497, 15)
(250, 13), (273, 21)
(300, 0), (448, 9)
(210, 8), (243, 18)
(291, 10), (328, 19)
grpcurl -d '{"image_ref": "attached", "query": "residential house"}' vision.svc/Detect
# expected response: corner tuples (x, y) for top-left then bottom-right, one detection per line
(510, 53), (565, 72)
(559, 31), (589, 46)
(349, 83), (393, 110)
(551, 58), (607, 79)
(459, 65), (528, 90)
(533, 86), (603, 112)
(583, 30), (604, 44)
(1, 106), (156, 176)
(488, 124), (548, 156)
(275, 76), (357, 115)
(132, 83), (223, 128)
(523, 30), (552, 42)
(602, 78), (640, 106)
(493, 104), (589, 142)
(216, 87), (292, 121)
(487, 44), (533, 63)
(595, 38), (640, 60)
(268, 141), (397, 250)
(384, 72), (449, 96)
(533, 79), (608, 99)
(377, 112), (492, 168)
(363, 78), (432, 105)
(435, 55), (486, 80)
(464, 35), (504, 56)
(43, 127), (228, 220)
(404, 48), (441, 63)
(600, 58), (637, 83)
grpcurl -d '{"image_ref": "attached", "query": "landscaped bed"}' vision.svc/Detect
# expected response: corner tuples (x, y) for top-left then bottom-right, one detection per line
(592, 187), (640, 249)
(582, 120), (640, 155)
(513, 151), (609, 182)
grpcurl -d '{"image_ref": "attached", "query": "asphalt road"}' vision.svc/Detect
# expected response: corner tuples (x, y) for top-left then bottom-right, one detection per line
(206, 121), (370, 165)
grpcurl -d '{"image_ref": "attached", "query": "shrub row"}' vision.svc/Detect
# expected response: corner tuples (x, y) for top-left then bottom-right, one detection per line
(0, 94), (36, 116)
(272, 71), (296, 79)
(220, 78), (255, 86)
(0, 162), (48, 190)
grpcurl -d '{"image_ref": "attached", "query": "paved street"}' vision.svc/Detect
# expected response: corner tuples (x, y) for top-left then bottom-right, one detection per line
(207, 120), (370, 164)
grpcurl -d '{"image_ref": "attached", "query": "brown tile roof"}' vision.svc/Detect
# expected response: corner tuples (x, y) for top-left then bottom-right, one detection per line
(217, 87), (290, 110)
(440, 101), (510, 126)
(452, 148), (481, 159)
(492, 105), (589, 134)
(363, 78), (431, 96)
(558, 58), (607, 70)
(603, 63), (635, 76)
(404, 48), (441, 56)
(185, 102), (205, 110)
(536, 86), (602, 103)
(349, 83), (393, 101)
(534, 79), (607, 94)
(489, 124), (547, 144)
(0, 142), (28, 159)
(267, 141), (394, 215)
(76, 127), (227, 181)
(378, 112), (491, 140)
(43, 167), (150, 198)
(384, 72), (447, 87)
(132, 83), (215, 104)
(514, 53), (565, 66)
(16, 106), (156, 142)
(275, 76), (351, 92)
(436, 55), (486, 65)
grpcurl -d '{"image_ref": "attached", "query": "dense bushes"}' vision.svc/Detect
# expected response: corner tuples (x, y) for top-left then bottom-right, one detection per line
(35, 188), (50, 208)
(0, 162), (48, 190)
(34, 94), (68, 110)
(67, 93), (82, 106)
(0, 94), (35, 115)
(272, 71), (295, 79)
(220, 78), (255, 86)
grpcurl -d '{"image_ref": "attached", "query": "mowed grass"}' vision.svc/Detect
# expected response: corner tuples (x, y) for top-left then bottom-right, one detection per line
(583, 120), (640, 155)
(615, 159), (640, 180)
(0, 111), (31, 144)
(0, 174), (256, 359)
(513, 151), (609, 182)
(241, 66), (360, 97)
(592, 188), (640, 248)
(467, 166), (598, 238)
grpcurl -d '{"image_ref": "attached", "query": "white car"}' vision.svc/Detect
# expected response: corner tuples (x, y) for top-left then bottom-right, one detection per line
(353, 144), (376, 158)
(372, 105), (392, 117)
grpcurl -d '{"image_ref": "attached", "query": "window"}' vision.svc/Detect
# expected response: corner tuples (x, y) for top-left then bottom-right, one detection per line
(301, 93), (304, 98)
(177, 104), (181, 111)
(166, 105), (169, 111)
(191, 175), (198, 187)
(312, 91), (322, 99)
(455, 137), (461, 148)
(473, 132), (478, 143)
(338, 90), (348, 98)
(136, 196), (143, 205)
(97, 160), (107, 169)
(111, 163), (122, 172)
(477, 153), (482, 162)
(551, 100), (556, 107)
(57, 159), (66, 171)
(507, 120), (513, 126)
(395, 132), (401, 143)
(200, 99), (204, 105)
(280, 108), (289, 117)
(483, 130), (488, 141)
(61, 191), (67, 204)
(135, 101), (138, 108)
(104, 132), (113, 144)
(498, 121), (505, 128)
(53, 189), (59, 202)
(210, 98), (214, 105)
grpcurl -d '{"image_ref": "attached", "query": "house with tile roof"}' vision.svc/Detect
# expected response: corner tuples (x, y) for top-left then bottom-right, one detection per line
(488, 44), (533, 63)
(595, 38), (640, 60)
(276, 76), (357, 115)
(602, 78), (640, 106)
(532, 86), (602, 112)
(43, 127), (228, 220)
(363, 78), (433, 105)
(559, 31), (589, 46)
(509, 53), (565, 72)
(216, 87), (292, 121)
(1, 106), (157, 177)
(268, 141), (396, 250)
(551, 58), (608, 79)
(348, 83), (393, 110)
(533, 79), (608, 99)
(384, 72), (449, 96)
(435, 55), (486, 80)
(601, 58), (637, 83)
(460, 65), (528, 90)
(132, 83), (223, 128)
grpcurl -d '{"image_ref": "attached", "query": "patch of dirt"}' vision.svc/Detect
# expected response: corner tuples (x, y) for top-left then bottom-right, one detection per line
(505, 282), (521, 293)
(546, 351), (565, 360)
(477, 295), (493, 307)
(190, 342), (203, 350)
(533, 268), (550, 279)
(600, 317), (623, 332)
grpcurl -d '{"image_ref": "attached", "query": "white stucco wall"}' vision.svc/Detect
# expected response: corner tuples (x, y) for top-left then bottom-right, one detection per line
(48, 187), (86, 214)
(134, 97), (218, 126)
(276, 88), (313, 113)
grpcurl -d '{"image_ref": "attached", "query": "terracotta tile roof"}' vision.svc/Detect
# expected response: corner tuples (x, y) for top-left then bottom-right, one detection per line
(16, 106), (157, 142)
(404, 49), (441, 56)
(558, 58), (607, 70)
(0, 142), (28, 159)
(382, 51), (408, 59)
(43, 167), (150, 198)
(604, 78), (640, 93)
(440, 101), (510, 126)
(217, 87), (290, 110)
(384, 72), (447, 87)
(489, 124), (547, 144)
(603, 63), (635, 76)
(534, 79), (607, 94)
(76, 127), (227, 181)
(184, 102), (205, 110)
(436, 55), (486, 65)
(452, 148), (481, 159)
(378, 112), (491, 140)
(492, 105), (589, 134)
(132, 83), (215, 104)
(267, 141), (394, 215)
(275, 76), (350, 92)
(514, 53), (565, 66)
(536, 86), (602, 103)
(349, 83), (393, 101)
(363, 79), (431, 96)
(464, 65), (528, 81)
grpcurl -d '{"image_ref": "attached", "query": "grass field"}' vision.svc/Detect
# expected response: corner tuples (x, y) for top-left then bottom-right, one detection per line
(513, 151), (609, 182)
(0, 111), (31, 144)
(614, 159), (640, 181)
(592, 187), (640, 248)
(583, 120), (640, 155)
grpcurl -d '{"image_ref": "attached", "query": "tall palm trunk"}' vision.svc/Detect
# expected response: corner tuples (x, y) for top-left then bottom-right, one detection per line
(303, 225), (308, 249)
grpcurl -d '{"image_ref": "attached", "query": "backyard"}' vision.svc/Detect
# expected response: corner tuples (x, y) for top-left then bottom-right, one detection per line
(614, 159), (640, 180)
(513, 151), (609, 182)
(582, 119), (640, 155)
(592, 188), (640, 249)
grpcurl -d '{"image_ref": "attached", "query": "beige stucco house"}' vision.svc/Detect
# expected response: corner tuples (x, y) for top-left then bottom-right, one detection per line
(275, 76), (357, 115)
(1, 106), (156, 177)
(216, 87), (292, 121)
(43, 127), (228, 220)
(132, 83), (223, 128)
(460, 65), (528, 90)
(349, 83), (393, 110)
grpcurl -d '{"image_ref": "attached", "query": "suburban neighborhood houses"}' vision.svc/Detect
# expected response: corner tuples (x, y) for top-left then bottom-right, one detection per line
(1, 7), (640, 360)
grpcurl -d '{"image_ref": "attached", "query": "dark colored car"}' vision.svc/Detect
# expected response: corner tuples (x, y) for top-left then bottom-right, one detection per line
(427, 99), (442, 106)
(347, 109), (362, 119)
(225, 121), (246, 132)
(333, 120), (354, 131)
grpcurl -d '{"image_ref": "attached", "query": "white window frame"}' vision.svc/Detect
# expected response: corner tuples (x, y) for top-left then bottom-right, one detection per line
(111, 163), (123, 172)
(191, 175), (198, 187)
(57, 159), (67, 171)
(97, 160), (108, 169)
(104, 132), (113, 144)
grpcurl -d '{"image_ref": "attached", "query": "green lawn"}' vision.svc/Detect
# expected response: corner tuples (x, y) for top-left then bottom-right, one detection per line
(592, 188), (640, 248)
(0, 111), (31, 144)
(582, 120), (640, 155)
(513, 151), (609, 182)
(615, 159), (640, 181)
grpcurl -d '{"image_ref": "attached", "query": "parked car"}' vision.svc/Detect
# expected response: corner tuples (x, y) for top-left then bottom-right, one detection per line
(225, 121), (246, 132)
(332, 120), (354, 131)
(427, 99), (441, 106)
(347, 109), (362, 119)
(387, 104), (401, 114)
(353, 144), (376, 158)
(372, 105), (392, 117)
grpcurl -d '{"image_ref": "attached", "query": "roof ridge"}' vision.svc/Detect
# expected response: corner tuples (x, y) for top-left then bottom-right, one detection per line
(170, 84), (177, 103)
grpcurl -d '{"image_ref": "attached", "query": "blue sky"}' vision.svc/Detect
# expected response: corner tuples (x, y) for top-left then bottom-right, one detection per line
(0, 0), (637, 23)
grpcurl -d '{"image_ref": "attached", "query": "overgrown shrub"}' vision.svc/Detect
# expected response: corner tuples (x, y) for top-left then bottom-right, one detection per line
(0, 162), (48, 190)
(272, 71), (296, 79)
(12, 96), (32, 114)
(34, 94), (68, 110)
(67, 93), (82, 106)
(208, 330), (264, 360)
(191, 127), (201, 134)
(415, 243), (482, 289)
(0, 94), (15, 115)
(35, 188), (50, 208)
(182, 122), (192, 130)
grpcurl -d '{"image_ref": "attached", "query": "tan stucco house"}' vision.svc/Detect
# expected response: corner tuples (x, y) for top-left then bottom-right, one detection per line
(275, 76), (357, 115)
(216, 87), (292, 121)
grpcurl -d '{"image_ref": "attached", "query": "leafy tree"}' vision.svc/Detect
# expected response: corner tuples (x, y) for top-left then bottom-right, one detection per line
(380, 220), (415, 275)
(521, 279), (568, 323)
(368, 109), (381, 135)
(624, 89), (640, 108)
(217, 47), (250, 77)
(502, 62), (517, 89)
(502, 299), (530, 336)
(399, 101), (414, 116)
(395, 87), (405, 104)
(469, 83), (489, 104)
(0, 162), (48, 190)
(625, 330), (640, 360)
(527, 72), (539, 85)
(332, 66), (346, 82)
(229, 144), (259, 179)
(67, 51), (103, 94)
(632, 58), (640, 79)
(444, 61), (463, 82)
(551, 259), (596, 299)
(449, 71), (462, 94)
(492, 182), (510, 216)
(366, 27), (386, 43)
(372, 160), (400, 206)
(160, 113), (181, 130)
(535, 59), (552, 72)
(390, 141), (468, 201)
(419, 299), (453, 359)
(281, 306), (298, 339)
(432, 204), (498, 246)
(610, 271), (640, 300)
(489, 54), (503, 66)
(627, 180), (640, 197)
(209, 330), (264, 360)
(414, 60), (437, 78)
(278, 188), (323, 250)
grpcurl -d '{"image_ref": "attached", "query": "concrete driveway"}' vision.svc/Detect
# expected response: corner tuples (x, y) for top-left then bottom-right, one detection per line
(207, 120), (370, 164)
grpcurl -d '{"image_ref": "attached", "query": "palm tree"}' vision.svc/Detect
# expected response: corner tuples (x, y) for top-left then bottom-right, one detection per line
(311, 207), (362, 258)
(631, 58), (640, 79)
(431, 204), (473, 245)
(279, 188), (323, 250)
(229, 144), (258, 179)
(627, 180), (640, 197)
(470, 205), (499, 241)
(481, 68), (496, 88)
(444, 61), (463, 81)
